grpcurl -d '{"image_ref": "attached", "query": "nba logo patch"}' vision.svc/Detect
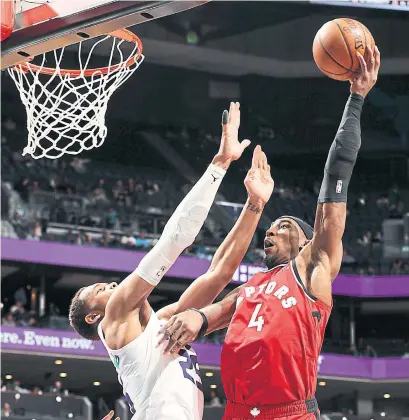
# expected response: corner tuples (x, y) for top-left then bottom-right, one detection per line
(336, 180), (343, 194)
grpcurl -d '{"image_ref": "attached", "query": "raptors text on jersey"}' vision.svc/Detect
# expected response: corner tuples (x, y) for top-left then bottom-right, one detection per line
(221, 261), (332, 407)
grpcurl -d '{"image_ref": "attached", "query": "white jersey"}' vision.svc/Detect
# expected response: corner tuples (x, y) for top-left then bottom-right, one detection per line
(97, 310), (204, 420)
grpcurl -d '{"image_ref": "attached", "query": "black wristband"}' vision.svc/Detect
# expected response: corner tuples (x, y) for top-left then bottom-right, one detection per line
(187, 308), (208, 339)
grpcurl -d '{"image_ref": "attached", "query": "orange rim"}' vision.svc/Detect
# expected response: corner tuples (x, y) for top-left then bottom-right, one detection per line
(12, 29), (143, 77)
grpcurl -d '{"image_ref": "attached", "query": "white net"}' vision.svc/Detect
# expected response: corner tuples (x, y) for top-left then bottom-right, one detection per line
(8, 31), (144, 159)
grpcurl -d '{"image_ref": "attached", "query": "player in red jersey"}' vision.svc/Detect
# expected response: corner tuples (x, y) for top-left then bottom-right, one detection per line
(158, 46), (380, 419)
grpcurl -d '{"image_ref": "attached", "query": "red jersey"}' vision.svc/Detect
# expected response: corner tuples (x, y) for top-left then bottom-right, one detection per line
(221, 260), (332, 407)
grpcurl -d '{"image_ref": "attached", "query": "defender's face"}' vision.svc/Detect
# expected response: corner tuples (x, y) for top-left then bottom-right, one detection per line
(80, 282), (118, 312)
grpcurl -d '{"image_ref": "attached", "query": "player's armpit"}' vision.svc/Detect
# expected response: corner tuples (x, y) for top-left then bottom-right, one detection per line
(104, 269), (155, 322)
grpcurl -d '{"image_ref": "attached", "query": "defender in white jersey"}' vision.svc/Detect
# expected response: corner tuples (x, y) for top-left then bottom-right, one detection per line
(69, 103), (274, 420)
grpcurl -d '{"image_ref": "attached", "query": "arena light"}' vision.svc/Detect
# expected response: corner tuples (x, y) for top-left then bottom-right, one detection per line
(5, 375), (12, 380)
(205, 372), (213, 377)
(380, 413), (386, 417)
(318, 381), (326, 386)
(210, 385), (217, 389)
(55, 360), (63, 365)
(384, 393), (391, 399)
(56, 396), (62, 403)
(93, 381), (101, 386)
(60, 372), (67, 378)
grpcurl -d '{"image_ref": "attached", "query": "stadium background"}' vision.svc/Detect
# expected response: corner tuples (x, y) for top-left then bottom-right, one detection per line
(1, 1), (409, 419)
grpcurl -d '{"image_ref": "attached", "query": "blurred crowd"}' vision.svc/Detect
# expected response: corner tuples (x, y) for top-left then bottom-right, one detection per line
(1, 378), (69, 398)
(2, 116), (409, 276)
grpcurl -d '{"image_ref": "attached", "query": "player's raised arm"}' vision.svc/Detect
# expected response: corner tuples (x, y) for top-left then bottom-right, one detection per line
(69, 103), (251, 341)
(299, 46), (380, 305)
(157, 145), (274, 321)
(102, 103), (251, 318)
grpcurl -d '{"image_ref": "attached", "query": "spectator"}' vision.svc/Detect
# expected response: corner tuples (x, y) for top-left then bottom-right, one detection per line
(2, 313), (16, 326)
(342, 248), (356, 264)
(27, 221), (42, 241)
(2, 402), (11, 418)
(388, 204), (402, 219)
(31, 180), (40, 193)
(13, 380), (29, 394)
(391, 259), (403, 275)
(49, 380), (68, 395)
(367, 265), (376, 276)
(106, 208), (118, 229)
(14, 178), (30, 202)
(112, 180), (124, 199)
(127, 178), (135, 195)
(100, 231), (112, 247)
(32, 386), (42, 395)
(135, 232), (149, 249)
(357, 231), (372, 246)
(70, 157), (89, 174)
(27, 316), (37, 327)
(10, 302), (26, 325)
(85, 234), (95, 246)
(116, 189), (127, 207)
(91, 188), (109, 205)
(209, 390), (223, 408)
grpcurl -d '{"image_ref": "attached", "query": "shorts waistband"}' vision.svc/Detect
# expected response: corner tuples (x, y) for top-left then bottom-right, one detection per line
(225, 397), (318, 419)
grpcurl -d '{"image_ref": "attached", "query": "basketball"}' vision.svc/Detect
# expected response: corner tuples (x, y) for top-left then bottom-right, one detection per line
(313, 18), (375, 81)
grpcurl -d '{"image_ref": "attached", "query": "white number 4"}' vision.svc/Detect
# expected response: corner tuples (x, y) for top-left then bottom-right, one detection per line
(248, 303), (264, 332)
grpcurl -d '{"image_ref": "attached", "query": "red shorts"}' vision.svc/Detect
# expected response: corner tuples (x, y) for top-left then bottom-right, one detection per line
(222, 398), (320, 420)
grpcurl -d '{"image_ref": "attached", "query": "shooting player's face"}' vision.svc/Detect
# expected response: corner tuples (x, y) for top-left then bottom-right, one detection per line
(263, 219), (307, 269)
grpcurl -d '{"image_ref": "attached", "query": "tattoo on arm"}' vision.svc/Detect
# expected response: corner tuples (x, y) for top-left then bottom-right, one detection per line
(247, 202), (261, 214)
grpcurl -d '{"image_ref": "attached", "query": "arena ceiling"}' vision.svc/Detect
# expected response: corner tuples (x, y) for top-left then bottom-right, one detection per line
(153, 1), (407, 45)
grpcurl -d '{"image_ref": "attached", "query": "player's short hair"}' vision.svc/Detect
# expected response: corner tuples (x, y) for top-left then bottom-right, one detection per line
(69, 287), (99, 341)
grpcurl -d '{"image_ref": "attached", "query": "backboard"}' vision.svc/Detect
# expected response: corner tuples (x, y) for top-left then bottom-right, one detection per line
(1, 0), (209, 69)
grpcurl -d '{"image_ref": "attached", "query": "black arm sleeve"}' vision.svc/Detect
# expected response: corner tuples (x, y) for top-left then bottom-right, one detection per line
(318, 93), (364, 204)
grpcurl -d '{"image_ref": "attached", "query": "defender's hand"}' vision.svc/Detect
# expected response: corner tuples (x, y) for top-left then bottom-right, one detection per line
(350, 45), (380, 98)
(244, 145), (274, 205)
(213, 102), (251, 168)
(156, 310), (204, 355)
(102, 411), (119, 420)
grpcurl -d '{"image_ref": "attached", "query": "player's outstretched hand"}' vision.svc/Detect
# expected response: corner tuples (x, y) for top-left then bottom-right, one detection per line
(244, 145), (274, 205)
(156, 310), (203, 355)
(213, 102), (251, 166)
(350, 45), (380, 98)
(102, 410), (119, 420)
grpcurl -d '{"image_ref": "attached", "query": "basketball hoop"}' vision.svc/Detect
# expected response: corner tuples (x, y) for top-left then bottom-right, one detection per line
(7, 29), (144, 159)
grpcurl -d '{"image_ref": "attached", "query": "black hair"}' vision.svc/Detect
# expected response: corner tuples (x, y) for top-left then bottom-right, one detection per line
(69, 288), (100, 341)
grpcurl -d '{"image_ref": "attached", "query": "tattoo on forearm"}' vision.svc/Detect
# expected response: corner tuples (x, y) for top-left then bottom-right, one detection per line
(247, 202), (261, 214)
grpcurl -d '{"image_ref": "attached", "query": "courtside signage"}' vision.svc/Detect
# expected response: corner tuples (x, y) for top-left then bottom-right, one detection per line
(1, 326), (408, 379)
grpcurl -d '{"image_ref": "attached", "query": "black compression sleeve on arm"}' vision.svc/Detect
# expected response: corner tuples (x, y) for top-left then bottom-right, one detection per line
(318, 93), (364, 204)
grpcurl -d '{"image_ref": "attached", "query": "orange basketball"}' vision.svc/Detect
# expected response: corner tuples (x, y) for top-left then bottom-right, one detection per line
(313, 18), (375, 81)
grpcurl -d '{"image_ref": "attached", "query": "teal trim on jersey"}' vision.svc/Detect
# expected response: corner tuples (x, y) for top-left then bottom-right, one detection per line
(113, 355), (120, 369)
